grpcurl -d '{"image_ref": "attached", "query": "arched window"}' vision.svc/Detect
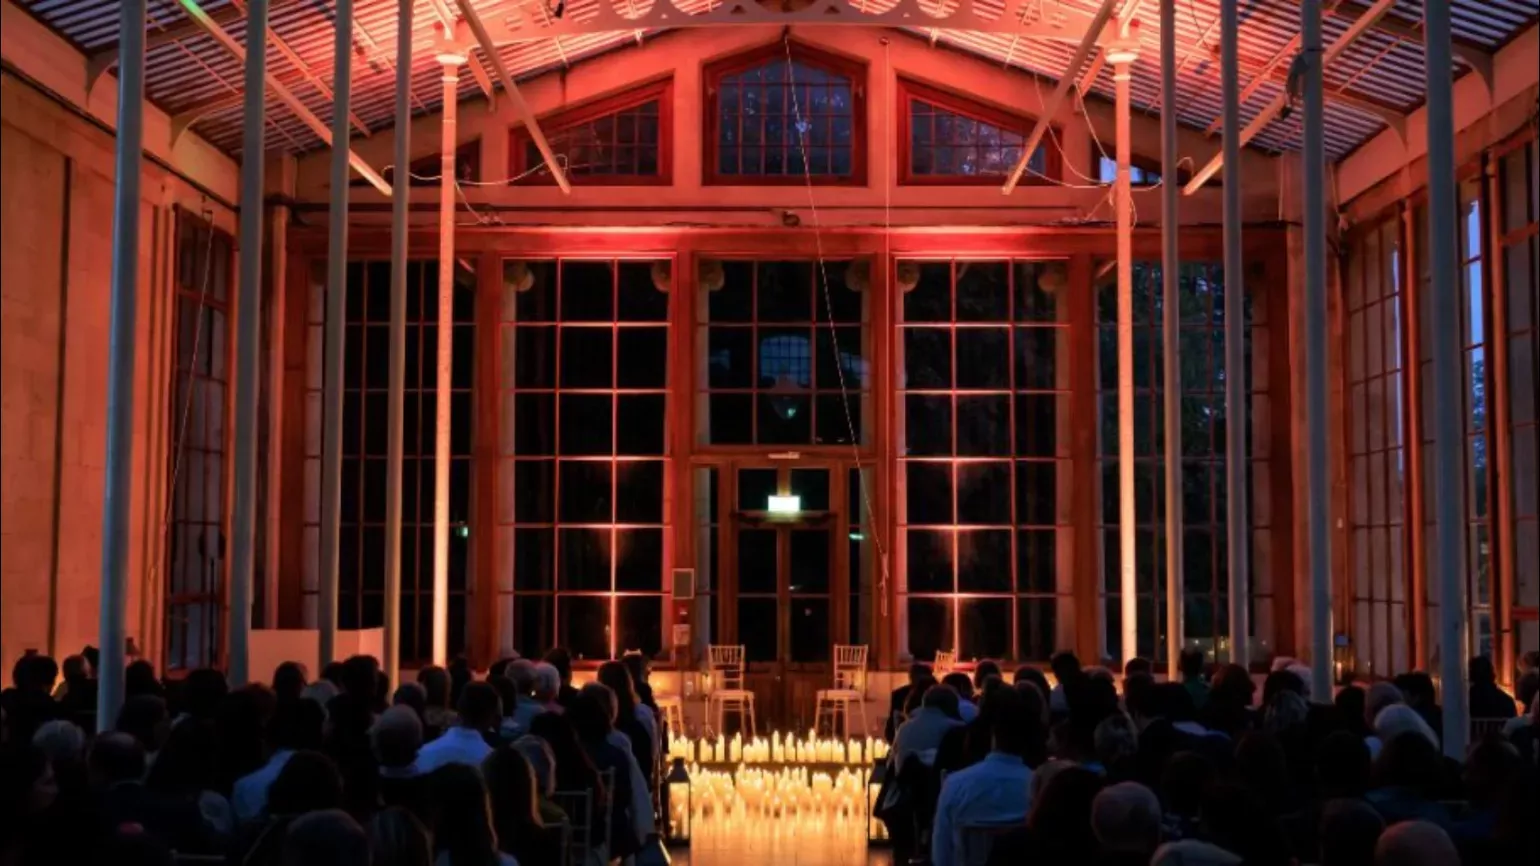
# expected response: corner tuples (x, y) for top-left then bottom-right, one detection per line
(704, 41), (866, 185)
(898, 79), (1058, 185)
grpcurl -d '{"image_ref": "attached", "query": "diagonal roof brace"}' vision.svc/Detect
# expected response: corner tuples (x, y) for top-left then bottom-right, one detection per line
(453, 0), (571, 194)
(1001, 0), (1124, 195)
(1182, 0), (1399, 195)
(427, 0), (498, 108)
(174, 0), (392, 195)
(225, 0), (371, 136)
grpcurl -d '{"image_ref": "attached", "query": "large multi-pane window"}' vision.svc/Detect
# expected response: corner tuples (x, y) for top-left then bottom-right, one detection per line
(1498, 133), (1539, 655)
(897, 79), (1052, 183)
(1096, 263), (1272, 663)
(1460, 181), (1496, 659)
(303, 261), (475, 664)
(1346, 218), (1410, 676)
(897, 260), (1074, 663)
(698, 260), (869, 446)
(165, 212), (233, 671)
(497, 259), (671, 661)
(705, 42), (864, 184)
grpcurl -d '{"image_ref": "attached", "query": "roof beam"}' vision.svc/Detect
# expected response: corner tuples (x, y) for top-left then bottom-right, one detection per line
(452, 0), (570, 194)
(1002, 0), (1123, 194)
(174, 0), (392, 195)
(225, 0), (371, 137)
(86, 0), (297, 93)
(1333, 0), (1495, 92)
(1183, 0), (1398, 194)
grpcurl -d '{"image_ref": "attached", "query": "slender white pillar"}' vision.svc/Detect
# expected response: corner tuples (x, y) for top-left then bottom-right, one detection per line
(1303, 0), (1333, 697)
(319, 0), (354, 667)
(383, 0), (413, 688)
(1111, 28), (1141, 665)
(433, 52), (466, 666)
(1222, 0), (1250, 670)
(1160, 0), (1184, 676)
(228, 0), (269, 687)
(1423, 0), (1470, 759)
(98, 0), (146, 732)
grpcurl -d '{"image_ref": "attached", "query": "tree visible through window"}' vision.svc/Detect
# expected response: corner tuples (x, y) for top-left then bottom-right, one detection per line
(899, 80), (1055, 184)
(706, 42), (864, 184)
(511, 81), (670, 184)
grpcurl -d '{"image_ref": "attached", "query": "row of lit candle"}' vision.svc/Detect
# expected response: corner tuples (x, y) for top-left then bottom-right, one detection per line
(667, 763), (887, 841)
(667, 731), (891, 766)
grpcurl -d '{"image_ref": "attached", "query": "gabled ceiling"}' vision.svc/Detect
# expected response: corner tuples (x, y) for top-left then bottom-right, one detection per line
(17, 0), (1539, 160)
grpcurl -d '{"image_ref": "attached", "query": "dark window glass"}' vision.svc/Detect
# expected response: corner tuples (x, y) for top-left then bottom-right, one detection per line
(711, 53), (859, 181)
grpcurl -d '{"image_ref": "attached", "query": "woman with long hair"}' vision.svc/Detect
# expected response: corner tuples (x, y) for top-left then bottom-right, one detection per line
(483, 747), (564, 866)
(426, 763), (516, 866)
(144, 718), (234, 837)
(595, 660), (656, 790)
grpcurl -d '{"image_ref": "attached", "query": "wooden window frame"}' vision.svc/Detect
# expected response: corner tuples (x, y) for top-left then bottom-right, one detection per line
(897, 78), (1061, 186)
(702, 40), (868, 187)
(509, 78), (674, 186)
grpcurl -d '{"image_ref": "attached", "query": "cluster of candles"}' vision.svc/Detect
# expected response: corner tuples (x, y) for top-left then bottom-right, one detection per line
(667, 764), (888, 843)
(666, 731), (890, 766)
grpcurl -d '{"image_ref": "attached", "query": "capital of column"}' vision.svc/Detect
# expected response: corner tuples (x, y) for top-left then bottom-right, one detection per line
(1105, 19), (1142, 73)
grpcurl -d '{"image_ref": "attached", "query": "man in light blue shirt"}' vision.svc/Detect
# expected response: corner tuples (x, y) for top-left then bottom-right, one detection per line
(417, 681), (500, 772)
(232, 698), (324, 821)
(892, 684), (964, 771)
(931, 687), (1035, 866)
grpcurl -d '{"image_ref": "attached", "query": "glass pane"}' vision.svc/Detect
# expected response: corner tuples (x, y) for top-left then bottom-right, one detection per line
(905, 462), (953, 525)
(617, 596), (663, 658)
(757, 394), (813, 443)
(738, 529), (779, 594)
(617, 327), (668, 388)
(956, 262), (1009, 321)
(903, 263), (952, 323)
(960, 599), (1011, 660)
(616, 394), (666, 456)
(957, 530), (1011, 592)
(957, 395), (1011, 455)
(708, 393), (753, 444)
(903, 328), (952, 389)
(790, 469), (830, 512)
(739, 598), (779, 662)
(957, 462), (1011, 524)
(956, 328), (1011, 389)
(1015, 598), (1057, 661)
(906, 530), (953, 593)
(790, 529), (831, 594)
(560, 596), (610, 661)
(615, 460), (665, 524)
(615, 528), (664, 591)
(561, 261), (615, 322)
(558, 528), (610, 591)
(907, 598), (952, 662)
(513, 529), (555, 591)
(559, 395), (612, 455)
(789, 598), (831, 663)
(707, 327), (753, 388)
(558, 461), (611, 523)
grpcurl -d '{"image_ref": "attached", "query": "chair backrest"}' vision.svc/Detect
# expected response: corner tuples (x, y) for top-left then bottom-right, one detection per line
(552, 787), (594, 866)
(934, 649), (957, 677)
(1471, 717), (1509, 741)
(833, 644), (869, 690)
(708, 644), (746, 689)
(957, 821), (1023, 866)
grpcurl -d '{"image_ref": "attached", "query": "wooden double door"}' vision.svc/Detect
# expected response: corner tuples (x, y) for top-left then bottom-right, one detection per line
(711, 461), (872, 728)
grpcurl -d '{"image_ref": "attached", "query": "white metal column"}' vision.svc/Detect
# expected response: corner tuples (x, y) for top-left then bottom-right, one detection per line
(1303, 0), (1333, 697)
(1161, 0), (1184, 675)
(1222, 0), (1250, 670)
(97, 0), (147, 731)
(228, 0), (269, 687)
(1111, 28), (1141, 665)
(1423, 0), (1471, 758)
(319, 0), (355, 667)
(432, 51), (466, 666)
(384, 0), (413, 687)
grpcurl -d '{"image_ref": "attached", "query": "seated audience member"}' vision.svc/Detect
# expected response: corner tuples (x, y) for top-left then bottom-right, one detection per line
(1363, 681), (1406, 759)
(145, 718), (234, 837)
(1317, 798), (1385, 866)
(1366, 731), (1451, 828)
(887, 662), (934, 742)
(1449, 738), (1523, 863)
(272, 661), (308, 705)
(124, 659), (164, 699)
(31, 718), (87, 796)
(596, 659), (657, 788)
(988, 764), (1104, 866)
(1123, 657), (1153, 680)
(931, 686), (1036, 866)
(1335, 684), (1371, 738)
(503, 660), (543, 735)
(1200, 783), (1292, 866)
(1091, 781), (1164, 866)
(1280, 731), (1372, 861)
(973, 660), (1003, 693)
(1504, 671), (1539, 738)
(281, 809), (371, 866)
(53, 654), (97, 722)
(1468, 655), (1518, 719)
(1014, 666), (1052, 706)
(232, 694), (325, 822)
(3, 655), (61, 745)
(1392, 672), (1442, 740)
(393, 681), (429, 722)
(232, 748), (347, 863)
(483, 746), (564, 866)
(1373, 704), (1439, 751)
(892, 684), (963, 771)
(178, 668), (229, 727)
(529, 710), (607, 803)
(1148, 840), (1242, 866)
(1374, 819), (1459, 866)
(374, 704), (426, 778)
(428, 762), (518, 866)
(487, 676), (521, 741)
(935, 677), (1009, 774)
(1, 742), (59, 862)
(513, 734), (571, 826)
(301, 679), (340, 712)
(1093, 713), (1140, 781)
(1048, 651), (1083, 717)
(1158, 751), (1213, 842)
(576, 681), (648, 856)
(942, 672), (980, 722)
(543, 647), (582, 708)
(416, 666), (456, 737)
(369, 807), (434, 866)
(621, 652), (661, 722)
(418, 681), (501, 773)
(89, 731), (215, 854)
(530, 662), (564, 716)
(115, 694), (171, 766)
(1178, 649), (1210, 710)
(1234, 731), (1298, 815)
(447, 656), (474, 709)
(1200, 663), (1257, 739)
